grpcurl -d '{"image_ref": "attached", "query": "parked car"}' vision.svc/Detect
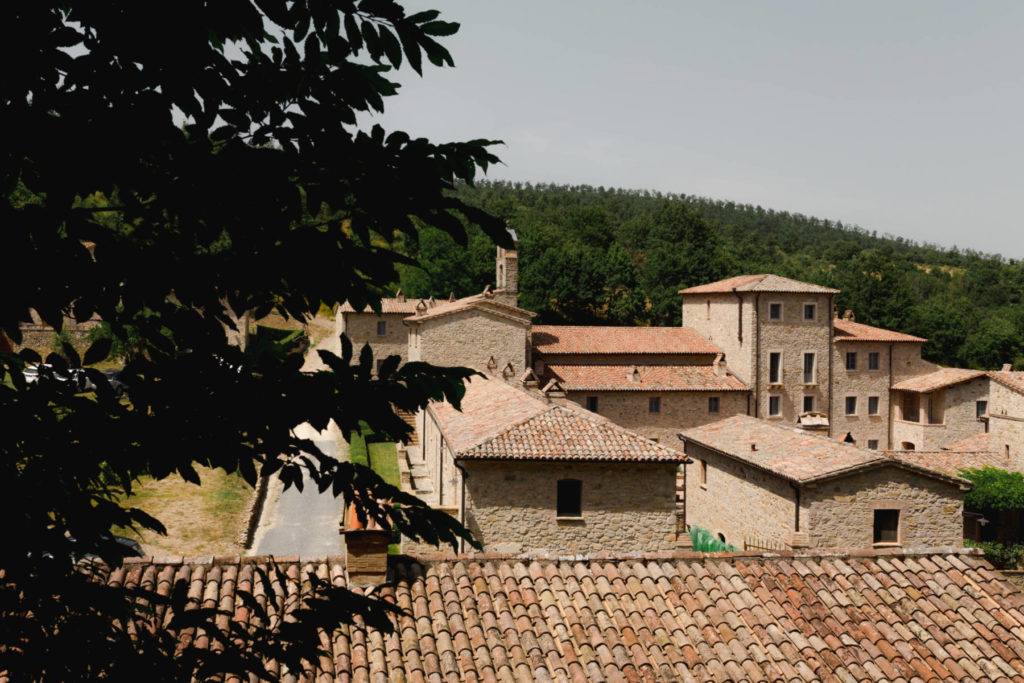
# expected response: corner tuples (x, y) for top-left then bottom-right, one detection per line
(22, 364), (89, 391)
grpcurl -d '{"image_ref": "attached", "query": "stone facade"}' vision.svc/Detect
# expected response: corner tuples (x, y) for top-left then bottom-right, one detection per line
(684, 442), (797, 548)
(893, 376), (989, 451)
(989, 379), (1024, 470)
(460, 460), (678, 554)
(805, 466), (964, 549)
(682, 293), (757, 384)
(410, 307), (530, 374)
(338, 311), (410, 366)
(684, 442), (965, 550)
(566, 390), (748, 447)
(831, 341), (893, 449)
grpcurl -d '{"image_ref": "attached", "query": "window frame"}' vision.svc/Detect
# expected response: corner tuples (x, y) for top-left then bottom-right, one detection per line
(868, 396), (880, 416)
(768, 351), (782, 384)
(873, 509), (901, 545)
(649, 396), (661, 414)
(699, 459), (708, 488)
(556, 479), (583, 519)
(802, 351), (816, 385)
(585, 396), (598, 413)
(867, 439), (879, 450)
(977, 400), (988, 419)
(802, 395), (815, 413)
(802, 302), (816, 322)
(845, 396), (858, 416)
(868, 351), (880, 371)
(376, 320), (387, 336)
(768, 302), (783, 321)
(708, 396), (720, 414)
(845, 352), (858, 371)
(768, 395), (782, 417)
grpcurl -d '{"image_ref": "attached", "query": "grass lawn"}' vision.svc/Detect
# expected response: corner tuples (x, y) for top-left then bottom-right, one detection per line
(115, 467), (254, 557)
(349, 423), (401, 553)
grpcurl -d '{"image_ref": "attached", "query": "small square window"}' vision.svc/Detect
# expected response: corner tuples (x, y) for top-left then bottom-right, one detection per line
(868, 352), (880, 370)
(585, 396), (598, 413)
(708, 396), (720, 414)
(557, 479), (582, 517)
(803, 395), (814, 413)
(868, 440), (879, 450)
(649, 396), (661, 414)
(768, 395), (781, 416)
(868, 396), (880, 415)
(376, 320), (387, 336)
(845, 352), (857, 371)
(769, 303), (782, 320)
(845, 396), (857, 415)
(873, 509), (900, 544)
(977, 400), (988, 418)
(803, 303), (816, 321)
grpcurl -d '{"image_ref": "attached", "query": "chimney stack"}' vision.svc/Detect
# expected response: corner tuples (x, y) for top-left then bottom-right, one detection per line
(713, 353), (726, 377)
(842, 310), (855, 321)
(340, 502), (390, 585)
(1003, 363), (1013, 372)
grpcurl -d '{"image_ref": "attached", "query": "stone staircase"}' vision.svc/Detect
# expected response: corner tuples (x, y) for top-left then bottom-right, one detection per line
(395, 409), (420, 446)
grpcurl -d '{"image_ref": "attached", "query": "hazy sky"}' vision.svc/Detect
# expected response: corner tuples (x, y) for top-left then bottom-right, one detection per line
(370, 1), (1024, 259)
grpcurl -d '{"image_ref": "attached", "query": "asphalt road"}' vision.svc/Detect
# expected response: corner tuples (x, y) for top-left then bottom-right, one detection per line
(252, 426), (348, 557)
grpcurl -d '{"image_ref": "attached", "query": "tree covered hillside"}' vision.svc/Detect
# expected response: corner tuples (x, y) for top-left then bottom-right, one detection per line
(395, 181), (1024, 370)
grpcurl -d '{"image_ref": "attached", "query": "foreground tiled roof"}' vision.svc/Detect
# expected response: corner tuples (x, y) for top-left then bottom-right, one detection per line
(989, 370), (1024, 394)
(891, 448), (1012, 476)
(944, 432), (992, 453)
(892, 367), (987, 393)
(532, 326), (721, 355)
(832, 318), (926, 343)
(338, 298), (424, 314)
(546, 364), (748, 392)
(107, 549), (1024, 681)
(680, 274), (839, 295)
(431, 378), (681, 463)
(682, 415), (969, 486)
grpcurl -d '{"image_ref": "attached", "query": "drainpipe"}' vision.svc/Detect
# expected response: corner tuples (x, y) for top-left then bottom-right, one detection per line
(733, 289), (743, 343)
(827, 294), (835, 438)
(887, 342), (894, 450)
(792, 484), (801, 532)
(753, 293), (761, 417)
(453, 460), (470, 554)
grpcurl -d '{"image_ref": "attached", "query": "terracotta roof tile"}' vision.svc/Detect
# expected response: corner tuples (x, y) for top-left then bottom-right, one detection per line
(545, 364), (748, 392)
(832, 318), (926, 343)
(989, 371), (1024, 394)
(890, 447), (1014, 475)
(429, 377), (550, 454)
(944, 432), (992, 454)
(892, 368), (987, 393)
(339, 297), (424, 314)
(680, 274), (839, 295)
(532, 326), (721, 356)
(681, 415), (970, 486)
(106, 550), (1024, 681)
(405, 292), (534, 324)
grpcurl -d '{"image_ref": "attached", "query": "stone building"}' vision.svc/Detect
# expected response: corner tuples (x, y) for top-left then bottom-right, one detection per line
(404, 377), (684, 555)
(532, 326), (749, 444)
(337, 293), (423, 367)
(680, 415), (970, 550)
(987, 370), (1024, 468)
(891, 368), (989, 451)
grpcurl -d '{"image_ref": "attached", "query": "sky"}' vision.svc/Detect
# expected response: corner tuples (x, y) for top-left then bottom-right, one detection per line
(369, 1), (1024, 259)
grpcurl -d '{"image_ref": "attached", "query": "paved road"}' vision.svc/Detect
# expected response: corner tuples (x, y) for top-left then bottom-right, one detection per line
(250, 424), (349, 557)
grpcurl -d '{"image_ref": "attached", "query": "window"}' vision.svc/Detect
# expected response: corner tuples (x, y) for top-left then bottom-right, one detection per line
(802, 352), (815, 384)
(868, 396), (880, 415)
(708, 396), (720, 414)
(769, 352), (781, 384)
(803, 303), (816, 321)
(769, 302), (782, 320)
(803, 395), (814, 413)
(376, 320), (387, 336)
(977, 400), (988, 418)
(699, 460), (708, 487)
(845, 396), (857, 415)
(845, 352), (857, 371)
(901, 442), (916, 451)
(585, 396), (598, 413)
(873, 509), (900, 544)
(768, 395), (781, 416)
(649, 397), (661, 414)
(706, 300), (710, 320)
(556, 479), (582, 518)
(868, 440), (879, 450)
(868, 352), (880, 370)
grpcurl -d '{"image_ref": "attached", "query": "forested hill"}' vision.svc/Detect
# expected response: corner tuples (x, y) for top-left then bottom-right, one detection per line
(394, 181), (1024, 370)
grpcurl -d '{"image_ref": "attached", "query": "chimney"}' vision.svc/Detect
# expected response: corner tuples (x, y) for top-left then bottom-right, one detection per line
(486, 356), (497, 372)
(427, 295), (436, 308)
(713, 353), (726, 377)
(415, 299), (427, 314)
(395, 289), (405, 303)
(501, 361), (515, 378)
(520, 368), (539, 387)
(1003, 363), (1013, 372)
(340, 502), (390, 585)
(628, 366), (641, 383)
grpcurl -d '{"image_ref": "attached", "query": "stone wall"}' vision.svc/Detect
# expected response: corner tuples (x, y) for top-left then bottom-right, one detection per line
(990, 380), (1024, 470)
(681, 293), (756, 385)
(756, 294), (833, 424)
(831, 341), (891, 449)
(460, 460), (678, 554)
(413, 308), (529, 374)
(566, 390), (748, 448)
(338, 312), (410, 366)
(894, 377), (988, 451)
(805, 466), (964, 549)
(891, 343), (939, 382)
(684, 443), (798, 548)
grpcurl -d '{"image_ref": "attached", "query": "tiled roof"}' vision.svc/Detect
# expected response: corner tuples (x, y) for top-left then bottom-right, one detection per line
(892, 367), (987, 393)
(680, 274), (839, 295)
(944, 432), (992, 453)
(892, 448), (1011, 476)
(405, 292), (534, 324)
(989, 370), (1024, 394)
(833, 318), (926, 343)
(532, 326), (721, 355)
(681, 415), (969, 486)
(546, 364), (748, 392)
(430, 378), (682, 463)
(108, 549), (1024, 681)
(338, 298), (424, 314)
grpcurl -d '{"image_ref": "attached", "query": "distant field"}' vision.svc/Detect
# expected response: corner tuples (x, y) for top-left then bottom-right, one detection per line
(115, 467), (254, 557)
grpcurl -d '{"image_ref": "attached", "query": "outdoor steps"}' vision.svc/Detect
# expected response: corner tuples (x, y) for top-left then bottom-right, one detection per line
(400, 444), (439, 505)
(395, 409), (420, 446)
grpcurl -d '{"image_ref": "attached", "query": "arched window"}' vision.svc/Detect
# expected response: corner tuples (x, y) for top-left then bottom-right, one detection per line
(557, 479), (582, 518)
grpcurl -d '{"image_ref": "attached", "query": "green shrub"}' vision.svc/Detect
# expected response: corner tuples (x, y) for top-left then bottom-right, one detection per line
(965, 539), (1024, 569)
(959, 467), (1024, 512)
(689, 526), (739, 552)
